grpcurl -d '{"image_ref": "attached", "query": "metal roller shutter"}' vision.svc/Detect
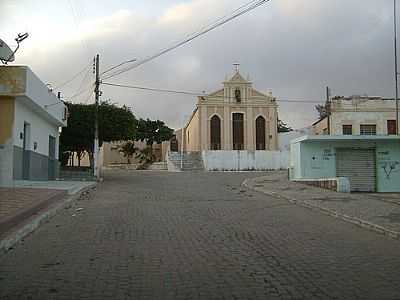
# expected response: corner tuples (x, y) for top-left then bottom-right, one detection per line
(336, 148), (376, 192)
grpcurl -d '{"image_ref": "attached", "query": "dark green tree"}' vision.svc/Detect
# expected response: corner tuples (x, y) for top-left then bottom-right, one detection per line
(136, 119), (174, 145)
(60, 101), (137, 167)
(115, 141), (138, 164)
(135, 118), (174, 161)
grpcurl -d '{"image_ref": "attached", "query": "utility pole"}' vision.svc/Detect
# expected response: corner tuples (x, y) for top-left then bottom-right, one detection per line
(394, 0), (399, 135)
(94, 54), (100, 179)
(326, 86), (331, 135)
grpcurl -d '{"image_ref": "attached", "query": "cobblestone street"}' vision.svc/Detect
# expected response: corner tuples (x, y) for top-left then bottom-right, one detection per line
(1, 170), (400, 299)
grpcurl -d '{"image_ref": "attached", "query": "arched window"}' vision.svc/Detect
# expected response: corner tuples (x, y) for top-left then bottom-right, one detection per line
(210, 115), (221, 150)
(256, 116), (266, 150)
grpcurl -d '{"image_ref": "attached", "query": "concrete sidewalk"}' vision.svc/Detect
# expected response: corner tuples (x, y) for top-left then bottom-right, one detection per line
(244, 172), (400, 239)
(0, 181), (96, 252)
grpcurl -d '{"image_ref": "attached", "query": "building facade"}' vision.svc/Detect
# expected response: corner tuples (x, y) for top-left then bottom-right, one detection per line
(0, 66), (67, 186)
(312, 96), (398, 136)
(290, 135), (400, 193)
(181, 70), (278, 152)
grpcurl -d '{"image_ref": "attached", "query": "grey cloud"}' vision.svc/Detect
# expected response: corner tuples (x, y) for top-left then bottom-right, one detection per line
(5, 0), (395, 129)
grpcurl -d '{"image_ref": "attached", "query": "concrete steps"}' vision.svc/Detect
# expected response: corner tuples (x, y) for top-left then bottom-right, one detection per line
(168, 152), (204, 171)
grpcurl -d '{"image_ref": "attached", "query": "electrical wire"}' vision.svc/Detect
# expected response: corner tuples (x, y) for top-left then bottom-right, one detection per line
(102, 82), (324, 104)
(66, 83), (95, 100)
(102, 0), (270, 80)
(102, 82), (203, 96)
(53, 63), (91, 90)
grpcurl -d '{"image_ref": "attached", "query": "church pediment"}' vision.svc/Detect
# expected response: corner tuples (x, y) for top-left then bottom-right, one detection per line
(208, 89), (224, 97)
(224, 71), (250, 84)
(251, 89), (268, 97)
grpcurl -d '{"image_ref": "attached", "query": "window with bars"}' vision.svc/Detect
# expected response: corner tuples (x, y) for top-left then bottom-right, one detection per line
(342, 125), (352, 135)
(360, 124), (376, 135)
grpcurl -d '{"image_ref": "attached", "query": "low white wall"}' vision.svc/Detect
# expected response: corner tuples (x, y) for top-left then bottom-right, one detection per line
(202, 150), (289, 171)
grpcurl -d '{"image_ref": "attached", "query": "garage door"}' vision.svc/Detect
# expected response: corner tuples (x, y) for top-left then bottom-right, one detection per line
(336, 148), (376, 192)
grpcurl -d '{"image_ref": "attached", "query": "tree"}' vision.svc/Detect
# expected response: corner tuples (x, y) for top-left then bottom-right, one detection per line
(315, 104), (328, 120)
(277, 119), (293, 133)
(115, 141), (138, 164)
(60, 101), (137, 168)
(135, 118), (174, 161)
(136, 119), (174, 145)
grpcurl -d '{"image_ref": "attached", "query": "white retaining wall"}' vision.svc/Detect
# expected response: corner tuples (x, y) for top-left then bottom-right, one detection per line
(202, 150), (289, 171)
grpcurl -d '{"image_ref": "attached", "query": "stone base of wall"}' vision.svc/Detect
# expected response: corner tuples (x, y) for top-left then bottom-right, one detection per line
(293, 177), (350, 193)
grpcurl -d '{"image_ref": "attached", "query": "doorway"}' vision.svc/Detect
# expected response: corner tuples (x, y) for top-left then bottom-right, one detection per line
(232, 113), (244, 150)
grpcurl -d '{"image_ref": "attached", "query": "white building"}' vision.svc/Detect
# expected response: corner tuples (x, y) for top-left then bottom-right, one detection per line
(0, 66), (67, 186)
(312, 96), (398, 136)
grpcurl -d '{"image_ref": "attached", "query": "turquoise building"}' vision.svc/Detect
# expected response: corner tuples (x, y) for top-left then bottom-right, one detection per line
(290, 136), (400, 192)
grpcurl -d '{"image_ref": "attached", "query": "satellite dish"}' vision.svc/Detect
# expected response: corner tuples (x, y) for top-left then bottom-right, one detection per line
(0, 39), (15, 63)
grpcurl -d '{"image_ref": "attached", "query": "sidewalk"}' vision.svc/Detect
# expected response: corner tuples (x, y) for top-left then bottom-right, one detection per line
(0, 181), (96, 252)
(244, 172), (400, 239)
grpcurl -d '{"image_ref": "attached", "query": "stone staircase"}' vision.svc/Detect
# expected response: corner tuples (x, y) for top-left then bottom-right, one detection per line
(167, 152), (204, 171)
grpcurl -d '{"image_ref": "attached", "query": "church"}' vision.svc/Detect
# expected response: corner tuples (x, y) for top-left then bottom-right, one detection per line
(179, 68), (278, 153)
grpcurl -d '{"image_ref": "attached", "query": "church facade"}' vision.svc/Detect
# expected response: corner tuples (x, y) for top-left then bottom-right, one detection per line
(180, 70), (278, 152)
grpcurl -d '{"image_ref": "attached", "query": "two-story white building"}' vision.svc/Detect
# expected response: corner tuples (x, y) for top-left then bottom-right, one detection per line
(312, 96), (398, 136)
(0, 66), (68, 186)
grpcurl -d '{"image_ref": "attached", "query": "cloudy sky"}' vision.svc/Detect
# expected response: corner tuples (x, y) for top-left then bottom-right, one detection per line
(0, 0), (395, 129)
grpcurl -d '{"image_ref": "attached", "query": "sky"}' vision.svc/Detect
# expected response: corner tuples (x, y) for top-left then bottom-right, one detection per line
(0, 0), (395, 129)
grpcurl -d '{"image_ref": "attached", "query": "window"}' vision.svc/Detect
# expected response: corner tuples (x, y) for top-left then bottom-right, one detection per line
(342, 125), (352, 135)
(210, 115), (221, 150)
(255, 116), (266, 150)
(387, 120), (397, 135)
(360, 124), (376, 135)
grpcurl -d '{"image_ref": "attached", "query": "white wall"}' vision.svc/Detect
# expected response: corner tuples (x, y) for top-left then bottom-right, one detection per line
(278, 128), (311, 151)
(331, 111), (396, 135)
(14, 98), (59, 157)
(202, 150), (289, 171)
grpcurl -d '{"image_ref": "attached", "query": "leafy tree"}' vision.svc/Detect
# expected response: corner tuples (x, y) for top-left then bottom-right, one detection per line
(135, 147), (156, 170)
(278, 119), (293, 133)
(135, 118), (174, 161)
(60, 101), (137, 167)
(115, 141), (138, 164)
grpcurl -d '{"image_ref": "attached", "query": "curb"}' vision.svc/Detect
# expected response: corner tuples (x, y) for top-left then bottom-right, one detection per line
(242, 178), (400, 240)
(0, 183), (97, 253)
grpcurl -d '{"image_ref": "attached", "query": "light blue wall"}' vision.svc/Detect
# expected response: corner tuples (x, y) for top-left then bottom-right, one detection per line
(301, 142), (336, 179)
(291, 139), (400, 192)
(376, 142), (400, 192)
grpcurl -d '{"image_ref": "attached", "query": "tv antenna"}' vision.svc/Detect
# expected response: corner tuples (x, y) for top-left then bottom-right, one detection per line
(0, 33), (29, 65)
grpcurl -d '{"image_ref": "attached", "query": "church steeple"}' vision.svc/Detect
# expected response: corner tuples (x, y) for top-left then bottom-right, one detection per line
(223, 64), (252, 103)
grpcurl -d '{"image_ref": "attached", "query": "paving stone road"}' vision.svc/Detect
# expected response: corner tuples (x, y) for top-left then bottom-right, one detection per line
(1, 170), (400, 300)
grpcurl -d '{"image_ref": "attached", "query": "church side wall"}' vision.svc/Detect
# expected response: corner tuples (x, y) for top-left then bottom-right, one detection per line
(185, 109), (200, 151)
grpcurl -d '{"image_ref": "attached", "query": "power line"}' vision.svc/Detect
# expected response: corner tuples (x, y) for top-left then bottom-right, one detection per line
(53, 63), (91, 90)
(66, 83), (95, 100)
(101, 59), (137, 76)
(102, 0), (270, 80)
(67, 0), (92, 56)
(102, 81), (324, 104)
(102, 82), (203, 96)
